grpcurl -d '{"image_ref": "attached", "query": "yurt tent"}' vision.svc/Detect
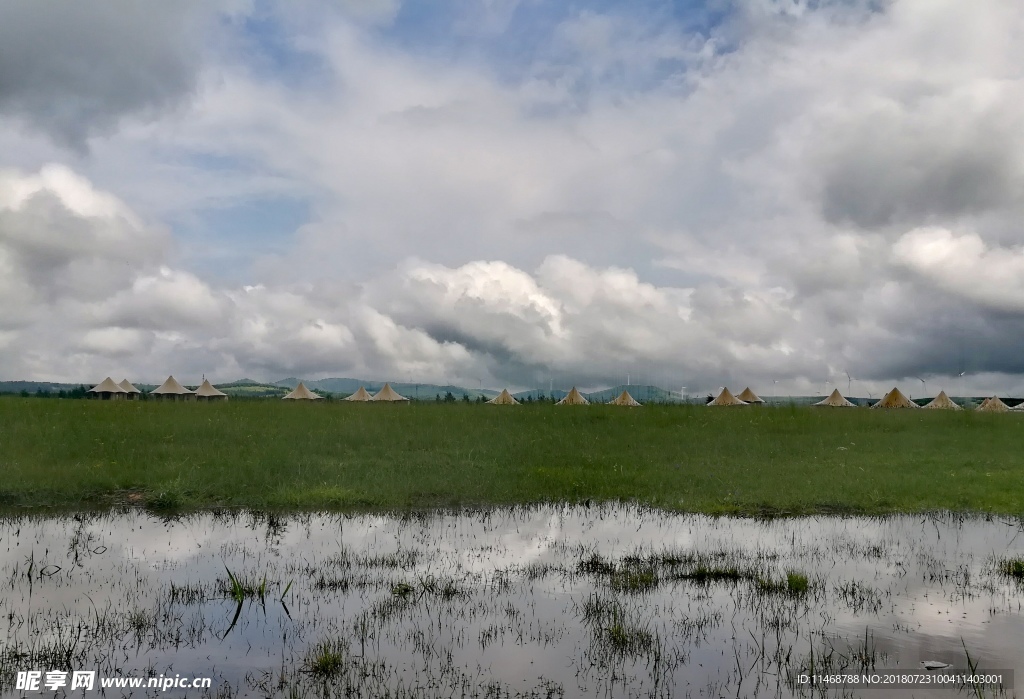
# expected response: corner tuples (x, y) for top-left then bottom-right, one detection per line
(282, 382), (323, 400)
(89, 377), (128, 400)
(371, 383), (409, 402)
(556, 387), (590, 405)
(976, 396), (1010, 413)
(151, 375), (195, 401)
(487, 389), (520, 405)
(708, 387), (748, 406)
(736, 387), (765, 404)
(195, 379), (228, 401)
(813, 388), (857, 407)
(922, 391), (962, 410)
(608, 390), (642, 406)
(118, 379), (142, 400)
(869, 387), (919, 409)
(344, 386), (372, 402)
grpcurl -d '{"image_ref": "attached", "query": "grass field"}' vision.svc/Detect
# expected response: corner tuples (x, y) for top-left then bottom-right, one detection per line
(0, 397), (1021, 515)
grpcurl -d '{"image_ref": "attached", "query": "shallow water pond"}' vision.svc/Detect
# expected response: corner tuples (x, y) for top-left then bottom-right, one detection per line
(1, 506), (1022, 698)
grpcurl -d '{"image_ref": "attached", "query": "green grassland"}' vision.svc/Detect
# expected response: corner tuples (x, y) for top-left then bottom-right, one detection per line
(0, 397), (1021, 515)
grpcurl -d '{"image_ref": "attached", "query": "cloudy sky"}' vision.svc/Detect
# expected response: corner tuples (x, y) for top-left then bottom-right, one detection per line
(2, 0), (1023, 397)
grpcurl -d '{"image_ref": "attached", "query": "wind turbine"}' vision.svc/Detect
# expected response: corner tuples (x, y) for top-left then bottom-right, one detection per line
(844, 370), (852, 395)
(958, 371), (966, 400)
(773, 379), (778, 402)
(915, 376), (926, 398)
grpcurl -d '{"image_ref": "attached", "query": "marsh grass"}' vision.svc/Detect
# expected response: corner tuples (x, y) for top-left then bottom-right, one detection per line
(168, 582), (215, 604)
(0, 619), (87, 672)
(997, 557), (1024, 579)
(786, 571), (810, 594)
(579, 594), (658, 658)
(574, 547), (798, 595)
(757, 570), (811, 595)
(521, 560), (562, 580)
(355, 550), (420, 569)
(418, 576), (465, 601)
(221, 567), (280, 604)
(391, 581), (416, 598)
(305, 640), (347, 678)
(609, 565), (659, 593)
(836, 580), (885, 614)
(677, 565), (748, 583)
(127, 608), (153, 633)
(604, 614), (655, 654)
(2, 398), (1023, 514)
(577, 552), (616, 575)
(313, 575), (351, 592)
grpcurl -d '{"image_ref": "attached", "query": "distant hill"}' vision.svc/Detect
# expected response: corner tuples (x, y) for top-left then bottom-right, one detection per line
(217, 381), (289, 397)
(512, 389), (568, 402)
(0, 381), (82, 394)
(275, 377), (498, 400)
(585, 385), (684, 404)
(762, 395), (833, 406)
(216, 378), (266, 388)
(511, 385), (683, 404)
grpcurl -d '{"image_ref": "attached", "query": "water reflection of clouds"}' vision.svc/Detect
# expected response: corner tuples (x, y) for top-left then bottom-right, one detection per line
(2, 507), (1023, 698)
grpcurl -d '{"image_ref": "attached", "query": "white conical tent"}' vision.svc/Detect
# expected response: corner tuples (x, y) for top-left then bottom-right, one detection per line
(151, 375), (195, 400)
(371, 383), (409, 402)
(708, 387), (748, 406)
(813, 388), (857, 407)
(556, 387), (589, 405)
(870, 387), (919, 409)
(736, 387), (765, 404)
(608, 390), (641, 406)
(487, 389), (520, 405)
(282, 382), (323, 400)
(195, 379), (228, 401)
(923, 390), (962, 410)
(976, 396), (1010, 413)
(118, 379), (142, 398)
(344, 386), (372, 401)
(89, 377), (128, 400)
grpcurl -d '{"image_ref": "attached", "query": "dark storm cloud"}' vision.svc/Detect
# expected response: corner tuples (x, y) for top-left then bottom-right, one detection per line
(845, 298), (1024, 384)
(0, 1), (220, 148)
(818, 123), (1023, 229)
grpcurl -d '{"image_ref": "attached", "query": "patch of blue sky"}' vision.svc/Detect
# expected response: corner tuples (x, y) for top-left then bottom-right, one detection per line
(219, 3), (333, 90)
(381, 0), (734, 76)
(170, 197), (310, 279)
